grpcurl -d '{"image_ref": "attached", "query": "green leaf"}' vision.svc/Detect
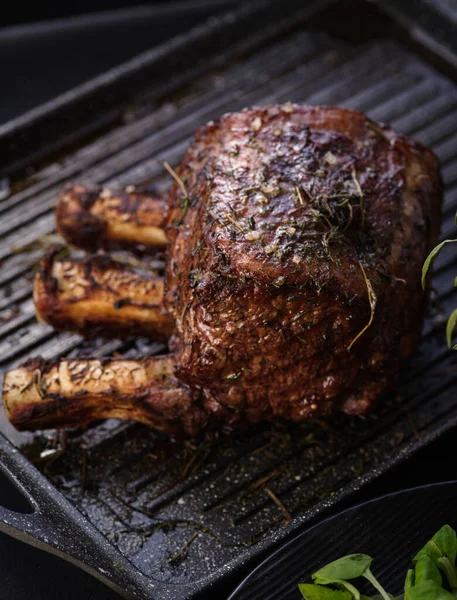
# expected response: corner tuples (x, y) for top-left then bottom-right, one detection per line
(421, 240), (457, 289)
(333, 593), (399, 599)
(414, 526), (457, 592)
(446, 308), (457, 349)
(436, 557), (457, 591)
(414, 555), (442, 586)
(404, 568), (414, 600)
(313, 577), (361, 599)
(313, 555), (373, 581)
(298, 584), (353, 599)
(362, 568), (392, 600)
(408, 581), (455, 599)
(414, 525), (457, 565)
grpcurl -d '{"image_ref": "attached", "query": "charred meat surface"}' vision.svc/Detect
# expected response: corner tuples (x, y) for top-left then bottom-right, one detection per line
(3, 104), (442, 434)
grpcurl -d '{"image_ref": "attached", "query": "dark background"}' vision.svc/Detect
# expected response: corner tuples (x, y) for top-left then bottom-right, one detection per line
(0, 1), (240, 123)
(1, 0), (234, 25)
(0, 1), (455, 599)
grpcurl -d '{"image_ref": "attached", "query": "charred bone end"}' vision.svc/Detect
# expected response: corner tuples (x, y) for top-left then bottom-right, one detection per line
(2, 355), (204, 435)
(56, 183), (168, 252)
(33, 249), (174, 341)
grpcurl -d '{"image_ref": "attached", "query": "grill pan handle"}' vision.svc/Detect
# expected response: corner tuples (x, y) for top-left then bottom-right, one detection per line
(0, 432), (165, 600)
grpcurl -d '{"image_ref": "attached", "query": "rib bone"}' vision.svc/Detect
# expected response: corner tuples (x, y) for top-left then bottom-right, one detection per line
(34, 250), (173, 340)
(3, 355), (204, 433)
(56, 183), (168, 251)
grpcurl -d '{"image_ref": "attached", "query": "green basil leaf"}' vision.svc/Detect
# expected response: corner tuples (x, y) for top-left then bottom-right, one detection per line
(313, 576), (360, 599)
(414, 554), (442, 586)
(421, 240), (457, 289)
(414, 525), (457, 565)
(446, 308), (457, 349)
(313, 555), (373, 581)
(408, 581), (455, 599)
(436, 556), (457, 592)
(299, 583), (353, 599)
(404, 568), (414, 600)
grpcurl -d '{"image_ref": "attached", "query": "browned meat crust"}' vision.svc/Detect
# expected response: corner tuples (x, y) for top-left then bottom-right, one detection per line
(165, 104), (442, 423)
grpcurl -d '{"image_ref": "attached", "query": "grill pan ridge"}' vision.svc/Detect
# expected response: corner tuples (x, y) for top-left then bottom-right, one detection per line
(1, 1), (457, 598)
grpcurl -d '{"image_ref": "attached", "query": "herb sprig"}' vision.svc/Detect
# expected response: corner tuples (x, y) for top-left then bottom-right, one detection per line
(299, 524), (457, 600)
(422, 211), (457, 349)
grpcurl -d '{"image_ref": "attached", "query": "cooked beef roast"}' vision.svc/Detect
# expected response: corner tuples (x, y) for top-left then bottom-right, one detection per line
(3, 104), (442, 435)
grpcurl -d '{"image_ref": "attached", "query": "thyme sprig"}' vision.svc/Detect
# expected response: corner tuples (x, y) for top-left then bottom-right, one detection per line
(366, 121), (392, 144)
(348, 263), (377, 351)
(163, 161), (189, 227)
(163, 161), (188, 198)
(295, 186), (305, 206)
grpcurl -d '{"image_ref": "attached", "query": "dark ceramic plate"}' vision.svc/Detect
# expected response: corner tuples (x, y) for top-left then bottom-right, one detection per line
(228, 482), (457, 600)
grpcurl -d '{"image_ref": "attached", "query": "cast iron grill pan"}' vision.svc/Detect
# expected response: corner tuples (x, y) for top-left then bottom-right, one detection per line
(1, 1), (457, 598)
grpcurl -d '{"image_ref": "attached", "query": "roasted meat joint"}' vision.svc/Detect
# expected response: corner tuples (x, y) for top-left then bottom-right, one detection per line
(3, 104), (442, 436)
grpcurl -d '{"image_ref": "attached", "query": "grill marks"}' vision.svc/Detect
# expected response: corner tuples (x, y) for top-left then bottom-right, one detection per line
(0, 33), (457, 582)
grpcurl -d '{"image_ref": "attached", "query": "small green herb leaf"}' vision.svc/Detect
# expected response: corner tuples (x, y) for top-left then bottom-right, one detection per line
(313, 555), (372, 581)
(363, 568), (392, 600)
(414, 525), (457, 565)
(361, 596), (397, 600)
(408, 580), (455, 599)
(436, 556), (457, 591)
(414, 525), (457, 591)
(404, 568), (414, 600)
(299, 584), (353, 600)
(313, 577), (360, 599)
(414, 555), (442, 586)
(421, 240), (457, 289)
(446, 308), (457, 349)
